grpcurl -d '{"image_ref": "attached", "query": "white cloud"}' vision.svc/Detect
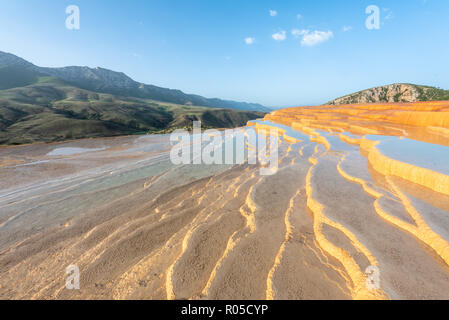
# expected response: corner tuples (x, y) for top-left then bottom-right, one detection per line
(297, 13), (303, 20)
(269, 10), (277, 17)
(384, 8), (394, 21)
(291, 29), (307, 37)
(272, 30), (286, 41)
(343, 26), (353, 32)
(292, 29), (333, 46)
(244, 37), (255, 45)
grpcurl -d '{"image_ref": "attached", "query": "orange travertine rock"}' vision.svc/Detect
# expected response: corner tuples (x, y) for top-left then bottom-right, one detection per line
(246, 101), (449, 299)
(249, 100), (449, 196)
(2, 100), (449, 301)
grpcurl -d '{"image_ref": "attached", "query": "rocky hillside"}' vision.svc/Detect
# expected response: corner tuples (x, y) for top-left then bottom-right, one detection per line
(327, 83), (449, 105)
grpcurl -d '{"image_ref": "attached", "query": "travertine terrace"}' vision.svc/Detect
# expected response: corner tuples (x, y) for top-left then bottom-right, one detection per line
(1, 100), (449, 300)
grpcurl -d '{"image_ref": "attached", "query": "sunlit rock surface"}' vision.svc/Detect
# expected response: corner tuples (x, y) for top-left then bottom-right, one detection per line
(1, 100), (449, 300)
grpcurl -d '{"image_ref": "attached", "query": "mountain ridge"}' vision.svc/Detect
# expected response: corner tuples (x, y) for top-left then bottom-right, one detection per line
(0, 52), (266, 145)
(0, 51), (270, 112)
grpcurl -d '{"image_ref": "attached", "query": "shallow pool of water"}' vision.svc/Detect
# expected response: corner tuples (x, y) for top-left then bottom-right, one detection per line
(47, 147), (107, 156)
(250, 120), (310, 142)
(367, 135), (449, 175)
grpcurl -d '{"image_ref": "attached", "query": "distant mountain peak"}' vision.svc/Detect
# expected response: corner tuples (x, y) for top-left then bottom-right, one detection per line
(0, 51), (35, 69)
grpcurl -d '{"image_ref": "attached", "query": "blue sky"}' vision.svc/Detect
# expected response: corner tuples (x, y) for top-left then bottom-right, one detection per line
(0, 0), (448, 107)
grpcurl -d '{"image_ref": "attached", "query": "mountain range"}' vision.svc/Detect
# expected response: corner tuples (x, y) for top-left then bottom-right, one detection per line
(0, 51), (270, 112)
(0, 51), (266, 145)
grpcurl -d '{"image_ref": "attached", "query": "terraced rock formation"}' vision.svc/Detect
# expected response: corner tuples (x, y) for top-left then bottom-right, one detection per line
(1, 100), (449, 299)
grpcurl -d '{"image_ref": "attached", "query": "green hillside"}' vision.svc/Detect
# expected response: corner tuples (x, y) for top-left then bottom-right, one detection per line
(0, 65), (41, 90)
(413, 84), (449, 101)
(0, 78), (264, 145)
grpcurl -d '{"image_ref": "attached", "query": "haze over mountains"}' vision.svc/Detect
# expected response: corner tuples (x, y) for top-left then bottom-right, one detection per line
(0, 51), (270, 112)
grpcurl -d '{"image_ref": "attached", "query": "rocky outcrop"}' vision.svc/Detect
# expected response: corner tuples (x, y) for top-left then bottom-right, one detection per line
(327, 83), (449, 105)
